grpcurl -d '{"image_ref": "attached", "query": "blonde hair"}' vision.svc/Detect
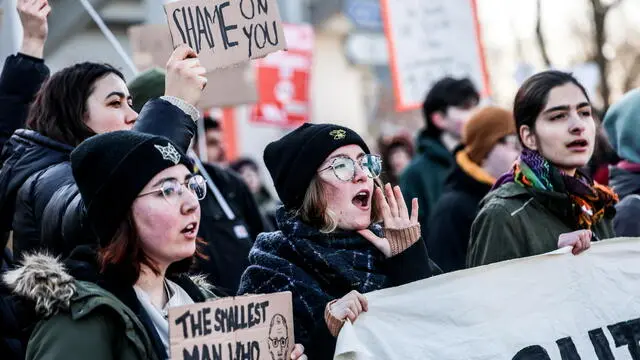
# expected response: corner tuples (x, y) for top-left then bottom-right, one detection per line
(295, 176), (382, 233)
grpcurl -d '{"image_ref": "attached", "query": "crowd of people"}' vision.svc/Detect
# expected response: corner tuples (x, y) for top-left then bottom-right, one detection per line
(1, 1), (640, 359)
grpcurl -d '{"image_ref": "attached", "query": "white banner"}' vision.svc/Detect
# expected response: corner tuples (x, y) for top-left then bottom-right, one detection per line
(335, 237), (640, 360)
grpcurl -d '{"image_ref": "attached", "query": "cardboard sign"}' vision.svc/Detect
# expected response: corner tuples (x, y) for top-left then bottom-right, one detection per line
(128, 24), (257, 108)
(164, 0), (287, 71)
(381, 0), (490, 111)
(201, 63), (258, 108)
(335, 238), (640, 359)
(128, 24), (175, 71)
(250, 23), (313, 127)
(169, 292), (294, 360)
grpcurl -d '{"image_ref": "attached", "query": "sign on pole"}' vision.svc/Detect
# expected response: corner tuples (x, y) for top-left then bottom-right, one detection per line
(380, 0), (490, 112)
(251, 23), (313, 127)
(164, 0), (287, 71)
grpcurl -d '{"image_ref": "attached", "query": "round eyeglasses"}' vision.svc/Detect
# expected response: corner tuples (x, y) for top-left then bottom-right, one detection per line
(138, 175), (207, 204)
(318, 154), (382, 182)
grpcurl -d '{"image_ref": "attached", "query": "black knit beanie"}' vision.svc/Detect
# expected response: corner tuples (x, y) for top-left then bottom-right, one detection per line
(71, 131), (192, 247)
(263, 123), (370, 210)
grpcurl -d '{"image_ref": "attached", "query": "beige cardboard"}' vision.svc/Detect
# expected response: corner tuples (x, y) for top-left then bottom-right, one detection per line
(200, 62), (257, 108)
(164, 0), (287, 71)
(169, 291), (294, 360)
(128, 23), (257, 108)
(128, 24), (175, 71)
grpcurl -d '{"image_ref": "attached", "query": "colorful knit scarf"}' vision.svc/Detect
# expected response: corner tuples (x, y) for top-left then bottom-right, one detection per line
(494, 149), (618, 229)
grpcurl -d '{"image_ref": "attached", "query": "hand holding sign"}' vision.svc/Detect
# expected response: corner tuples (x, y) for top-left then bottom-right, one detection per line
(325, 290), (369, 337)
(164, 0), (287, 71)
(558, 230), (592, 255)
(164, 45), (208, 107)
(17, 0), (51, 59)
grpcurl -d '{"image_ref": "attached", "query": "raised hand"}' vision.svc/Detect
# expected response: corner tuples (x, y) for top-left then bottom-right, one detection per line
(164, 45), (208, 107)
(358, 184), (420, 258)
(558, 230), (592, 255)
(17, 0), (51, 58)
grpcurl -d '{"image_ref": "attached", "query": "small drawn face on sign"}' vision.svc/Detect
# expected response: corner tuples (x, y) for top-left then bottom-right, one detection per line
(267, 314), (289, 360)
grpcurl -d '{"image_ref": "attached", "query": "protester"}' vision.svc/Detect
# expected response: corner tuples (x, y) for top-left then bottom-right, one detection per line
(3, 131), (307, 360)
(467, 71), (618, 267)
(197, 115), (227, 165)
(400, 77), (480, 243)
(428, 106), (519, 272)
(238, 123), (431, 358)
(0, 41), (205, 261)
(128, 68), (270, 293)
(379, 135), (414, 186)
(230, 157), (280, 229)
(603, 88), (640, 236)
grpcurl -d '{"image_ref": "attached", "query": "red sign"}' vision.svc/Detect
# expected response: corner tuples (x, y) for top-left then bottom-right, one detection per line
(251, 24), (314, 127)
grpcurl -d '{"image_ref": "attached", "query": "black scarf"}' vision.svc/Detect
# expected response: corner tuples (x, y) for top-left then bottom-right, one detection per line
(238, 209), (388, 350)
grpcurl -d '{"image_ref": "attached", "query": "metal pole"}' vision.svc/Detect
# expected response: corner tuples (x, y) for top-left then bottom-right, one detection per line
(78, 0), (138, 76)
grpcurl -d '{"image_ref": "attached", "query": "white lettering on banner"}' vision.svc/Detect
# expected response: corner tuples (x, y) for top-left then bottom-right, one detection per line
(334, 237), (640, 360)
(380, 0), (489, 111)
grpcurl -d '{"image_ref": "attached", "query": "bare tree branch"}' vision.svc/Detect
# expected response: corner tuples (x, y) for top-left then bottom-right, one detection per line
(604, 0), (624, 12)
(588, 0), (612, 108)
(535, 0), (553, 67)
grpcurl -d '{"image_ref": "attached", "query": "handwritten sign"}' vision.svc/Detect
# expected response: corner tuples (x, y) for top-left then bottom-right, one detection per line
(169, 292), (294, 360)
(381, 0), (490, 111)
(164, 0), (287, 71)
(128, 24), (175, 71)
(251, 23), (313, 127)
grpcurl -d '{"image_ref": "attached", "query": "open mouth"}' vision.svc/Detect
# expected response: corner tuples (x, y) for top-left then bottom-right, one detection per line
(181, 222), (198, 238)
(352, 190), (371, 210)
(567, 139), (588, 150)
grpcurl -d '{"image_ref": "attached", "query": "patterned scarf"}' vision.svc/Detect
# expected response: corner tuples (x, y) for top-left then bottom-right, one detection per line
(494, 149), (618, 229)
(237, 209), (387, 349)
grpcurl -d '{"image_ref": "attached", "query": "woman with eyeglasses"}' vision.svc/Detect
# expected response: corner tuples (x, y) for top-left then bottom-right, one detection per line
(5, 131), (307, 360)
(467, 71), (618, 268)
(238, 123), (432, 358)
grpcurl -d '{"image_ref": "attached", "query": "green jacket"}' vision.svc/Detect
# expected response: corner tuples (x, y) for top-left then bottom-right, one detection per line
(467, 182), (616, 267)
(399, 134), (454, 243)
(4, 253), (217, 360)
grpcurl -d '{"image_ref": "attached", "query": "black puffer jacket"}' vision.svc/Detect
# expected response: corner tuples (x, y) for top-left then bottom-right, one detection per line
(0, 98), (197, 260)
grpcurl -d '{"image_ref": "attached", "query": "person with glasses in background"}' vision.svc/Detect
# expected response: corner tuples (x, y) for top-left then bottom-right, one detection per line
(238, 123), (432, 358)
(5, 131), (308, 360)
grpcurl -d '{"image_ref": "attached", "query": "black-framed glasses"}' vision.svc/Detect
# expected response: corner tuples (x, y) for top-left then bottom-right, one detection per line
(318, 154), (382, 182)
(138, 175), (207, 204)
(269, 337), (289, 348)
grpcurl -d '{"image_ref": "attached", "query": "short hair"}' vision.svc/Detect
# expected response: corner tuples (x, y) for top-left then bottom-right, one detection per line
(422, 77), (480, 138)
(203, 116), (221, 131)
(27, 62), (125, 146)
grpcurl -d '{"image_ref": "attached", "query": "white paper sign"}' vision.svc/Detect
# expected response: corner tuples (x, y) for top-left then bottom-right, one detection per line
(381, 0), (489, 111)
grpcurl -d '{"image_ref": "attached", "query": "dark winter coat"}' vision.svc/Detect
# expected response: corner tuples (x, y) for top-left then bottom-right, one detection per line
(427, 162), (492, 273)
(467, 182), (616, 267)
(192, 161), (271, 294)
(609, 166), (640, 237)
(0, 69), (197, 260)
(237, 210), (431, 359)
(399, 132), (454, 244)
(2, 252), (221, 360)
(0, 54), (49, 154)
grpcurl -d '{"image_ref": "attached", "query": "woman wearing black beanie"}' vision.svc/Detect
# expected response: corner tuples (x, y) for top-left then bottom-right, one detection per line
(238, 123), (432, 358)
(4, 131), (308, 360)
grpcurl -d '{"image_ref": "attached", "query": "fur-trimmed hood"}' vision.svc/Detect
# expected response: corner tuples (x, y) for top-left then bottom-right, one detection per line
(3, 252), (218, 320)
(3, 253), (75, 318)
